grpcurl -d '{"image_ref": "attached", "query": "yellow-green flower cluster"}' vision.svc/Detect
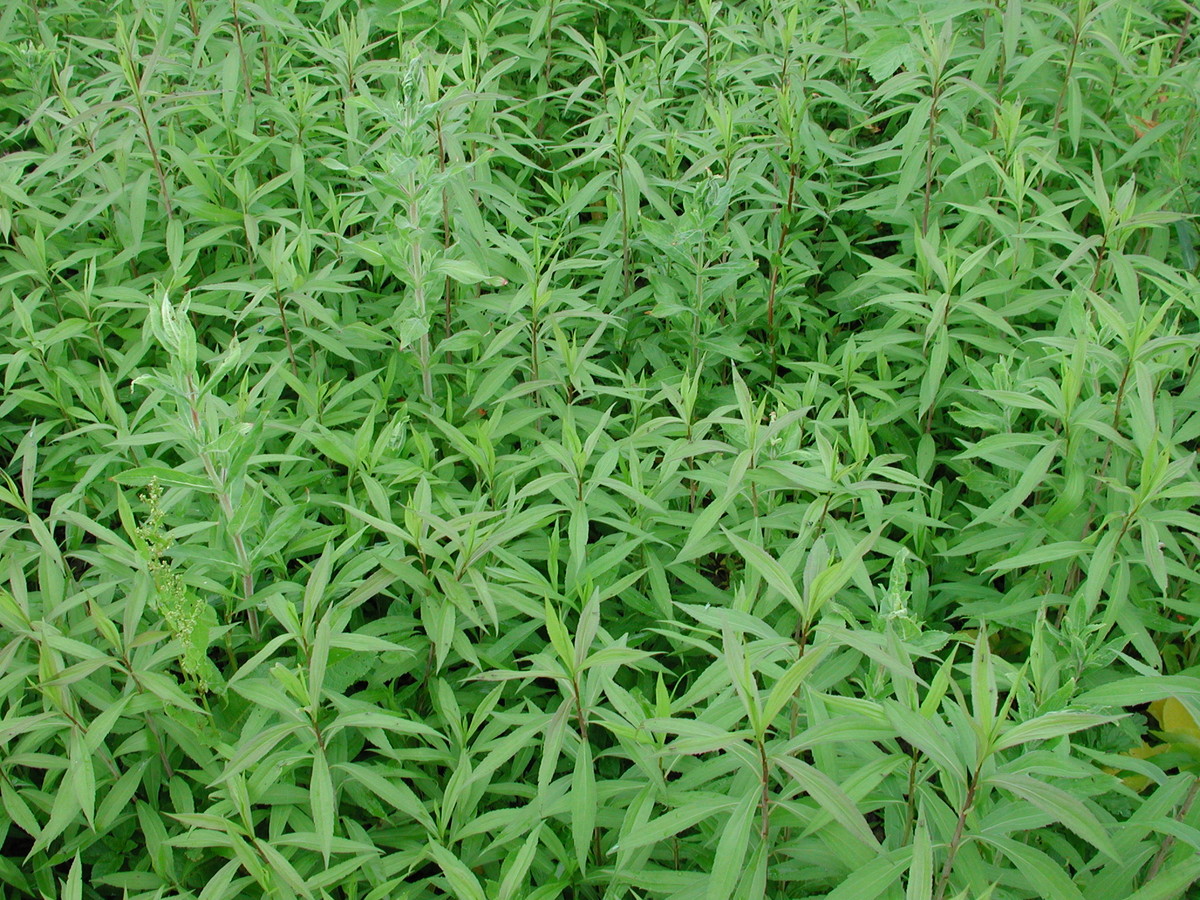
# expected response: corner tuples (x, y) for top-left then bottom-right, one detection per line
(138, 478), (213, 690)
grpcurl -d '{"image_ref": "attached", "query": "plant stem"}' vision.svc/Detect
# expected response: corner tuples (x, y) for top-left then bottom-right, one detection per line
(274, 287), (299, 378)
(1067, 354), (1130, 592)
(1051, 1), (1089, 138)
(933, 764), (981, 900)
(230, 0), (253, 101)
(768, 73), (797, 381)
(259, 26), (273, 98)
(757, 737), (772, 840)
(409, 190), (433, 403)
(127, 69), (173, 220)
(543, 0), (556, 88)
(1144, 777), (1200, 884)
(185, 373), (259, 641)
(1169, 10), (1193, 70)
(922, 76), (943, 235)
(902, 748), (921, 844)
(436, 112), (454, 343)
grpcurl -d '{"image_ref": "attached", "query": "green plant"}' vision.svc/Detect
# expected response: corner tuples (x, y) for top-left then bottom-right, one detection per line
(1, 1), (1200, 898)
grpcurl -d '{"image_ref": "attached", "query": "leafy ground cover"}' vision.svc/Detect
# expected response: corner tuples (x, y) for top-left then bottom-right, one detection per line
(2, 0), (1200, 897)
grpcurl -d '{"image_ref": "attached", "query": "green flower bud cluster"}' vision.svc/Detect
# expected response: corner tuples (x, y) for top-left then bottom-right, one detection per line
(137, 478), (216, 691)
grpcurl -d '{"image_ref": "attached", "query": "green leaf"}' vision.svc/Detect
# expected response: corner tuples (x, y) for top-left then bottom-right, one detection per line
(115, 466), (212, 491)
(427, 841), (487, 900)
(983, 541), (1090, 573)
(761, 645), (830, 735)
(724, 527), (803, 612)
(906, 819), (932, 900)
(1123, 855), (1200, 900)
(974, 835), (1085, 900)
(337, 763), (436, 833)
(61, 854), (83, 900)
(302, 542), (335, 629)
(971, 627), (996, 736)
(673, 449), (751, 564)
(217, 723), (302, 784)
(885, 702), (967, 785)
(994, 711), (1117, 752)
(774, 756), (880, 850)
(572, 738), (597, 872)
(706, 786), (758, 900)
(824, 848), (909, 900)
(1079, 677), (1200, 725)
(69, 732), (95, 827)
(311, 748), (335, 864)
(433, 257), (505, 285)
(544, 598), (576, 674)
(987, 771), (1118, 860)
(612, 795), (738, 853)
(325, 709), (444, 741)
(498, 825), (543, 900)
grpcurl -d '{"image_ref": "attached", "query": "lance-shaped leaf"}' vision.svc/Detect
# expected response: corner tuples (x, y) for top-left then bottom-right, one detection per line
(993, 711), (1118, 752)
(426, 841), (487, 900)
(774, 756), (881, 850)
(987, 771), (1119, 860)
(706, 786), (758, 900)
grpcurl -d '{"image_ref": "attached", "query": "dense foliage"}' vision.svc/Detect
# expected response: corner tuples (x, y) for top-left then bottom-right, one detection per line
(3, 0), (1200, 897)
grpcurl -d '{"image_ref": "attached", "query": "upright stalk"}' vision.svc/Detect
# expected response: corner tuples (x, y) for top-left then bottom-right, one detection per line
(768, 79), (798, 379)
(933, 763), (982, 900)
(1066, 351), (1131, 593)
(989, 0), (1007, 138)
(757, 737), (772, 840)
(839, 0), (852, 80)
(690, 243), (705, 373)
(1144, 778), (1200, 884)
(272, 286), (299, 378)
(184, 373), (259, 641)
(435, 111), (454, 342)
(901, 747), (922, 844)
(702, 5), (714, 95)
(571, 677), (602, 863)
(615, 107), (632, 302)
(117, 23), (174, 220)
(259, 26), (273, 98)
(409, 188), (433, 403)
(922, 71), (943, 235)
(230, 0), (254, 101)
(1051, 0), (1091, 139)
(543, 0), (557, 88)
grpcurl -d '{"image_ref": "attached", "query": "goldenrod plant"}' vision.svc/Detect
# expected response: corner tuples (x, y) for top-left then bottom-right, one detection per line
(1, 1), (1199, 898)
